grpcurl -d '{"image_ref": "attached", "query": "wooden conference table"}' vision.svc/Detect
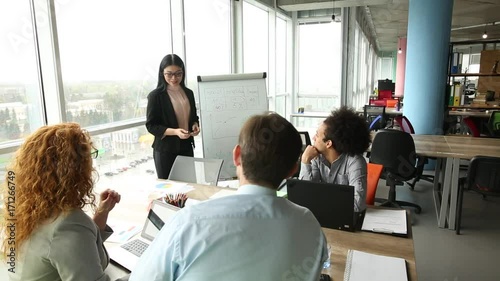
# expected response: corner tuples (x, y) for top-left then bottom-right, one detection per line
(104, 181), (417, 281)
(397, 134), (500, 230)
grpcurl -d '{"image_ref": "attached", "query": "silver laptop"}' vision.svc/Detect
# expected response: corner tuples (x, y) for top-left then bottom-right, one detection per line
(107, 200), (180, 272)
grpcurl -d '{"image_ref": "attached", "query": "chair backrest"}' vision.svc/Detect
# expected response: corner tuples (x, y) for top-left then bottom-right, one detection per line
(298, 131), (312, 151)
(467, 156), (500, 195)
(488, 111), (500, 137)
(364, 105), (387, 131)
(394, 116), (415, 134)
(168, 156), (224, 186)
(366, 163), (383, 205)
(462, 117), (480, 137)
(369, 129), (417, 180)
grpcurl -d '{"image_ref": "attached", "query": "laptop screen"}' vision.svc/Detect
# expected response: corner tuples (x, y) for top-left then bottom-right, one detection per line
(142, 200), (180, 241)
(286, 179), (355, 231)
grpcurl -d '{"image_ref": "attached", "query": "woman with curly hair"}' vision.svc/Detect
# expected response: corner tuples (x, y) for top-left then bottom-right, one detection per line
(300, 106), (371, 213)
(1, 123), (120, 281)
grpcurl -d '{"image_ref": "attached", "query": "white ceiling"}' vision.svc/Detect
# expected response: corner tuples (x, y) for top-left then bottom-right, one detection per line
(278, 0), (500, 52)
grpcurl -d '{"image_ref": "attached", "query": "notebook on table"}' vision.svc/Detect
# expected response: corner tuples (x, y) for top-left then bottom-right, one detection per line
(286, 179), (355, 231)
(107, 200), (179, 272)
(344, 250), (408, 281)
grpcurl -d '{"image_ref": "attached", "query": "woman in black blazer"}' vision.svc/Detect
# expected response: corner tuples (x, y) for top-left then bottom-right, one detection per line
(146, 54), (200, 179)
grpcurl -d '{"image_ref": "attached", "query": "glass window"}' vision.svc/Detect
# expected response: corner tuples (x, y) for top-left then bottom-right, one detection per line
(297, 21), (342, 111)
(243, 2), (269, 74)
(55, 0), (172, 127)
(0, 1), (44, 143)
(184, 0), (231, 95)
(276, 17), (287, 94)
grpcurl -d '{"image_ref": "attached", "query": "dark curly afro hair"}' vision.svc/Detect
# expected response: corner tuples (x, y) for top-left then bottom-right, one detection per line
(322, 106), (371, 156)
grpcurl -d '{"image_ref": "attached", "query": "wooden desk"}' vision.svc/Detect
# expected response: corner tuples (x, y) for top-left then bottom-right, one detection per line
(356, 107), (404, 116)
(322, 228), (417, 281)
(448, 110), (492, 118)
(400, 134), (500, 230)
(104, 181), (417, 280)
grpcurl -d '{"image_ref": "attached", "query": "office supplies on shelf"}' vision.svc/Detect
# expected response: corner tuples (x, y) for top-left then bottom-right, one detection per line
(343, 250), (408, 281)
(361, 208), (407, 236)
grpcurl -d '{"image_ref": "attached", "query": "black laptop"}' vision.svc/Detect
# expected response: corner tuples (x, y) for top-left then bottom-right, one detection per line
(286, 179), (356, 232)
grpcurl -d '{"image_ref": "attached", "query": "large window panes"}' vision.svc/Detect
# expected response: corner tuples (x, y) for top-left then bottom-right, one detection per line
(297, 22), (342, 114)
(243, 1), (269, 74)
(91, 126), (202, 182)
(275, 16), (288, 117)
(0, 1), (44, 144)
(55, 0), (171, 127)
(184, 0), (231, 94)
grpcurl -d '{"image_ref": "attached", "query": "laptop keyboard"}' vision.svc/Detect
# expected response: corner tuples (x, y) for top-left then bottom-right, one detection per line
(120, 239), (149, 257)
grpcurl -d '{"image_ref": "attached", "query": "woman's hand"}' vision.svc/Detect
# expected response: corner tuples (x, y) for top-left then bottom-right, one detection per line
(301, 145), (319, 164)
(191, 123), (200, 136)
(93, 189), (121, 230)
(96, 189), (121, 214)
(175, 128), (191, 139)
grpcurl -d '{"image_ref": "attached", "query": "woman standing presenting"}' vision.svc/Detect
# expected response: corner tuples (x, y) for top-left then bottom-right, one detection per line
(146, 54), (200, 179)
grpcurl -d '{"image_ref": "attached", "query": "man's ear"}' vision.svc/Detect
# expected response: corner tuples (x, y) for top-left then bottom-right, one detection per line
(233, 145), (241, 167)
(285, 162), (298, 178)
(325, 139), (333, 149)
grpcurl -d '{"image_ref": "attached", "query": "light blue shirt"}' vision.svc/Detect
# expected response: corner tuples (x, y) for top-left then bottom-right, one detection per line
(300, 153), (367, 212)
(130, 184), (328, 281)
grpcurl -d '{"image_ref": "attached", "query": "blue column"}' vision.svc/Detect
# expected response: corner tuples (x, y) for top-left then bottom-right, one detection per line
(404, 0), (454, 135)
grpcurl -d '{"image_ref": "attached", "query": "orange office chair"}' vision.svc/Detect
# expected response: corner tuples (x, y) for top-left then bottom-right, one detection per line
(366, 163), (383, 205)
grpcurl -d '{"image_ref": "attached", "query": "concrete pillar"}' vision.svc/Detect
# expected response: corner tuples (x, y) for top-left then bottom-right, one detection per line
(403, 0), (454, 134)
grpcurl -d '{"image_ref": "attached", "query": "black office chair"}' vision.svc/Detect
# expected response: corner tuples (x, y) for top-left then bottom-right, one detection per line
(363, 105), (387, 131)
(456, 156), (500, 234)
(293, 131), (312, 178)
(370, 129), (423, 214)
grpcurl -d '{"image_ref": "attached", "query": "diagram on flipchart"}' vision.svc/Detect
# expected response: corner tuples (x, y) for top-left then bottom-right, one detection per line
(203, 85), (260, 112)
(209, 114), (247, 139)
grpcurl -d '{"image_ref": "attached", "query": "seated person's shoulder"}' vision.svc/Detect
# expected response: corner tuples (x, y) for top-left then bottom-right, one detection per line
(56, 209), (97, 234)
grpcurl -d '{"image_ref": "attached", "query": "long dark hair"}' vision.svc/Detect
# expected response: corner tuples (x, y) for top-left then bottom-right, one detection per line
(156, 54), (186, 91)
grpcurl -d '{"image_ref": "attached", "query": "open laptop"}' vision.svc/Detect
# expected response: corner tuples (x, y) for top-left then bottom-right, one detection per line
(107, 200), (180, 271)
(286, 179), (356, 231)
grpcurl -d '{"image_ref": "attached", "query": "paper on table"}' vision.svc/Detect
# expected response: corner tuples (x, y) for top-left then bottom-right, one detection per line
(361, 208), (407, 235)
(344, 250), (408, 281)
(106, 223), (142, 243)
(155, 181), (195, 195)
(209, 189), (237, 199)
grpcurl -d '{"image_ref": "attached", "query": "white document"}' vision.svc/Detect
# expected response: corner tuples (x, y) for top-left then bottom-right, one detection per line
(361, 208), (407, 235)
(209, 189), (237, 199)
(344, 250), (408, 281)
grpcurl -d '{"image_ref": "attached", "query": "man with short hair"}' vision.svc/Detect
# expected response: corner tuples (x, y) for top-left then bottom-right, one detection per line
(130, 113), (328, 281)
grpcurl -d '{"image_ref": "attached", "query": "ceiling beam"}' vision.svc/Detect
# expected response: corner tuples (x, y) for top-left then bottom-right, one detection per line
(278, 0), (398, 11)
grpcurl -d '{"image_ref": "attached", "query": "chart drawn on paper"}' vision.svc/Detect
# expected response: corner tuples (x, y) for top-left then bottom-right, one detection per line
(209, 114), (246, 139)
(245, 85), (260, 109)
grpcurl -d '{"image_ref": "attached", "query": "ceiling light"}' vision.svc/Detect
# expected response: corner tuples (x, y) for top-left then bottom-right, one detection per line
(483, 31), (488, 39)
(398, 48), (402, 54)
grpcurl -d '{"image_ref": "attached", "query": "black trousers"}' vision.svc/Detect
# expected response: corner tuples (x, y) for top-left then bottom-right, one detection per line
(153, 141), (193, 179)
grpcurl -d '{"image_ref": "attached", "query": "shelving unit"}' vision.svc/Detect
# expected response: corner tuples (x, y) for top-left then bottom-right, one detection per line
(445, 39), (500, 135)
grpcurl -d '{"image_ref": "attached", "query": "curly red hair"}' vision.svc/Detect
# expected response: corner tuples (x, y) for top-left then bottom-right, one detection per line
(2, 123), (97, 257)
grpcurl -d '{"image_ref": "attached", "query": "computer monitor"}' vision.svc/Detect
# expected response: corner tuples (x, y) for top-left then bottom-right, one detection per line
(378, 79), (395, 92)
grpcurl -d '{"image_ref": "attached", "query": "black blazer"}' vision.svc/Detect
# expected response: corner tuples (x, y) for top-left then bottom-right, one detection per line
(145, 86), (199, 153)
